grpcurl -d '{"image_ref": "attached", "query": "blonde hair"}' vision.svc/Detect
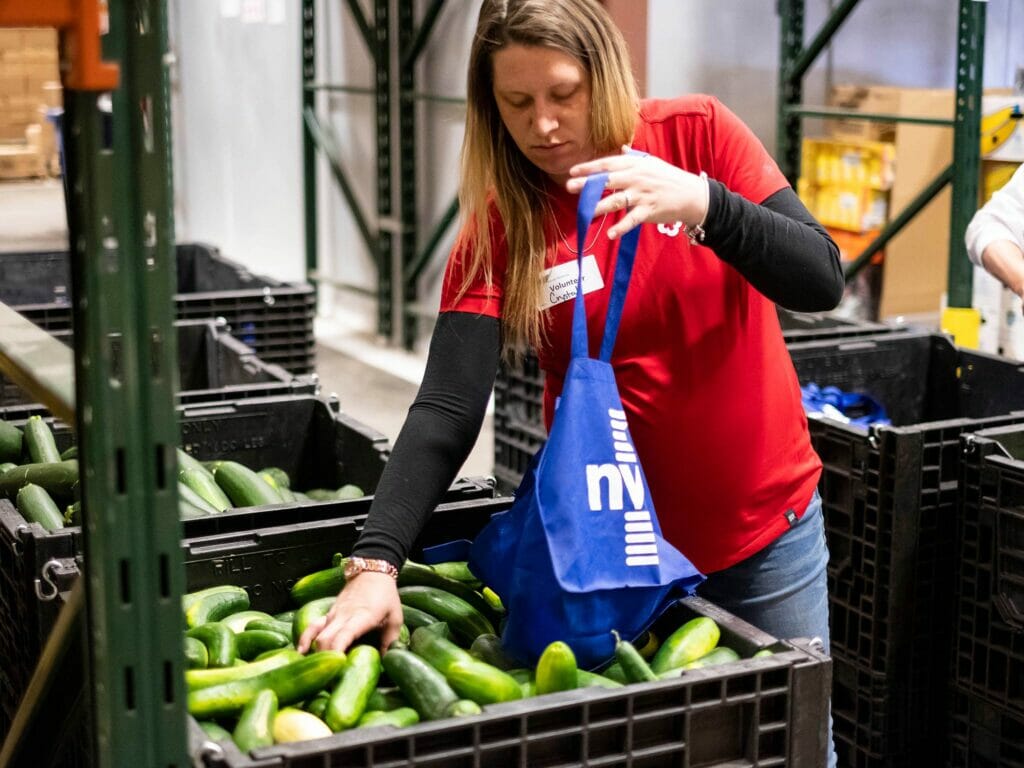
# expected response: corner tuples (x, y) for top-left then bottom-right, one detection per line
(456, 0), (639, 361)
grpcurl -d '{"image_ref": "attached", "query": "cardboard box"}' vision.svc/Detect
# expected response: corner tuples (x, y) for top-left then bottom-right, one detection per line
(826, 84), (903, 142)
(0, 144), (45, 179)
(799, 180), (889, 233)
(801, 136), (896, 190)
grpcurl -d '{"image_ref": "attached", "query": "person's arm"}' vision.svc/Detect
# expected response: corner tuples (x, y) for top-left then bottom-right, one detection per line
(298, 311), (500, 653)
(966, 164), (1024, 299)
(978, 239), (1024, 299)
(702, 181), (844, 312)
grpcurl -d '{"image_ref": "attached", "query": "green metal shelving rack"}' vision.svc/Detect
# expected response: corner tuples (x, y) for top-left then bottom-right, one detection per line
(0, 2), (187, 766)
(302, 0), (462, 348)
(777, 0), (985, 309)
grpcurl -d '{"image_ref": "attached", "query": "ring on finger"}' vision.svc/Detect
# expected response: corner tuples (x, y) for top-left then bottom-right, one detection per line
(622, 190), (632, 209)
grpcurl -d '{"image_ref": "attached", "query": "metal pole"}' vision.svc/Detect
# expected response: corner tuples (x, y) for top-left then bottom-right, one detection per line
(302, 0), (318, 292)
(776, 0), (805, 185)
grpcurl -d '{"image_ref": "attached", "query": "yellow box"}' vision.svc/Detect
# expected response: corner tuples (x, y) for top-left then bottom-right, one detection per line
(798, 178), (889, 234)
(801, 137), (896, 191)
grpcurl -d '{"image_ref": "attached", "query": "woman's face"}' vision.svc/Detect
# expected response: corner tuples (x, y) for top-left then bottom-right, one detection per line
(491, 44), (595, 184)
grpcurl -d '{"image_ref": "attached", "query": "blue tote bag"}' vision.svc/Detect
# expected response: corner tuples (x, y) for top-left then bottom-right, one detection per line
(469, 173), (705, 669)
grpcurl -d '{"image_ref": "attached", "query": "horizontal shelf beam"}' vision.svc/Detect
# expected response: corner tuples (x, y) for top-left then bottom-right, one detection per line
(785, 105), (954, 127)
(0, 303), (75, 423)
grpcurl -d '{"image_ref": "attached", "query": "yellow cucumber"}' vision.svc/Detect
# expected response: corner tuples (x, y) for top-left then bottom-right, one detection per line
(272, 708), (333, 743)
(535, 641), (578, 695)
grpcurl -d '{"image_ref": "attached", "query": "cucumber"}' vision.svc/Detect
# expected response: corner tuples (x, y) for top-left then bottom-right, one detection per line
(212, 461), (283, 507)
(183, 585), (244, 614)
(468, 634), (517, 671)
(188, 651), (347, 719)
(275, 609), (297, 624)
(259, 467), (291, 489)
(576, 669), (624, 689)
(481, 587), (504, 615)
(177, 448), (214, 479)
(420, 621), (451, 641)
(635, 630), (660, 660)
(63, 501), (80, 526)
(752, 648), (774, 659)
(650, 617), (721, 674)
(198, 721), (233, 742)
(179, 495), (213, 520)
(186, 623), (239, 668)
(16, 483), (64, 531)
(177, 480), (220, 516)
(365, 687), (409, 712)
(398, 562), (500, 626)
(246, 618), (293, 637)
(221, 610), (277, 634)
(683, 646), (741, 669)
(258, 471), (295, 503)
(0, 421), (23, 463)
(292, 596), (335, 643)
(600, 661), (627, 684)
(290, 565), (346, 605)
(0, 460), (79, 504)
(306, 488), (340, 501)
(272, 708), (333, 743)
(325, 644), (381, 731)
(0, 462), (18, 476)
(446, 699), (482, 717)
(186, 649), (303, 690)
(390, 623), (412, 650)
(429, 560), (482, 588)
(305, 691), (330, 720)
(59, 445), (77, 461)
(612, 630), (657, 683)
(397, 586), (495, 646)
(24, 416), (60, 463)
(236, 630), (291, 661)
(184, 636), (209, 670)
(357, 707), (420, 728)
(181, 468), (232, 512)
(336, 484), (365, 500)
(409, 627), (521, 705)
(380, 648), (459, 721)
(535, 641), (577, 695)
(233, 689), (278, 753)
(401, 605), (440, 632)
(185, 586), (250, 629)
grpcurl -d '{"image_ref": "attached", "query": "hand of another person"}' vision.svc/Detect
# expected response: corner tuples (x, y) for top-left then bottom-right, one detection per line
(566, 145), (709, 239)
(296, 571), (403, 654)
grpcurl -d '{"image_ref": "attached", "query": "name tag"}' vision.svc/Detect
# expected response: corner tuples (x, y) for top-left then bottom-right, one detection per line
(539, 254), (605, 311)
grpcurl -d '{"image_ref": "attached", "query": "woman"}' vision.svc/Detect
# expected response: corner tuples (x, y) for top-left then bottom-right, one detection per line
(301, 1), (840, 761)
(966, 162), (1024, 309)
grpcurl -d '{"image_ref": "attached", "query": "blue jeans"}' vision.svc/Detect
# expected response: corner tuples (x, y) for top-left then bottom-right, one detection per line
(697, 490), (837, 768)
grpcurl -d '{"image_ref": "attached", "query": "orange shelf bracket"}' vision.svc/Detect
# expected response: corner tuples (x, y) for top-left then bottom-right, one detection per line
(0, 0), (119, 91)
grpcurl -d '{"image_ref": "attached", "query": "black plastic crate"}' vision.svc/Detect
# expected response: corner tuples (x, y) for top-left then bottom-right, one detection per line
(171, 497), (830, 768)
(948, 687), (1024, 768)
(786, 332), (1024, 766)
(956, 425), (1024, 720)
(0, 319), (315, 412)
(776, 308), (909, 342)
(0, 243), (316, 374)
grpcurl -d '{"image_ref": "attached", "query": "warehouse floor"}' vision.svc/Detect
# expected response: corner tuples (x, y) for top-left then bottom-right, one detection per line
(0, 178), (495, 480)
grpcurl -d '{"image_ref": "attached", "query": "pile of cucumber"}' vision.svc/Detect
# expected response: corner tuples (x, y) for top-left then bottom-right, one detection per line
(186, 556), (772, 752)
(0, 416), (365, 530)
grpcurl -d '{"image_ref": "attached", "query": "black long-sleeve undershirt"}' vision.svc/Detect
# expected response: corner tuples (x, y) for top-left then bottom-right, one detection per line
(352, 185), (843, 568)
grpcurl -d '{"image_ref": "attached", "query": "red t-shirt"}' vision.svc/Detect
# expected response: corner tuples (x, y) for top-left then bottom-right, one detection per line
(440, 95), (822, 574)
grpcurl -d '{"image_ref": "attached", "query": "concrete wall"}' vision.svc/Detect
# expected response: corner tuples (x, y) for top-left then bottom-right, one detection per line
(169, 0), (1024, 336)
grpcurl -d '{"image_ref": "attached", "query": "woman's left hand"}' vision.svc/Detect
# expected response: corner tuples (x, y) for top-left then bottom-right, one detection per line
(566, 146), (709, 239)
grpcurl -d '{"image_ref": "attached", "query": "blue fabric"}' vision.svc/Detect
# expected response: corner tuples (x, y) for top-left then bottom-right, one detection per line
(801, 382), (891, 426)
(469, 173), (705, 669)
(698, 490), (836, 768)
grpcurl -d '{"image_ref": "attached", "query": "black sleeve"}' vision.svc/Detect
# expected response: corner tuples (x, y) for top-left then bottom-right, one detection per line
(351, 311), (500, 569)
(701, 180), (845, 312)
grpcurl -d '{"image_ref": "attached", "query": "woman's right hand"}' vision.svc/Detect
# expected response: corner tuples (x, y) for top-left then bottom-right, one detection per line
(296, 571), (404, 654)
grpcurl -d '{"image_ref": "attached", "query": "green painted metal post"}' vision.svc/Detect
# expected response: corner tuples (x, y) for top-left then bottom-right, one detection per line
(948, 0), (985, 308)
(375, 0), (394, 339)
(64, 2), (186, 765)
(302, 0), (318, 293)
(776, 0), (805, 186)
(399, 0), (418, 348)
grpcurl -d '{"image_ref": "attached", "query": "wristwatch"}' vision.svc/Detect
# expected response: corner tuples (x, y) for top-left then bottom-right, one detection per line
(343, 556), (399, 581)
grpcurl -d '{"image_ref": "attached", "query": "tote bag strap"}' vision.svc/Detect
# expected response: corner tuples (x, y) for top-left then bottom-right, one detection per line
(571, 172), (642, 362)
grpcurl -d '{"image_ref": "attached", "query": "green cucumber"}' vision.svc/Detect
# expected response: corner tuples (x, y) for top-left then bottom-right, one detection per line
(357, 706), (420, 728)
(272, 707), (333, 743)
(683, 646), (741, 669)
(336, 484), (365, 499)
(306, 488), (340, 501)
(0, 460), (79, 504)
(63, 501), (81, 526)
(246, 618), (293, 637)
(184, 636), (209, 670)
(325, 644), (381, 731)
(181, 468), (232, 512)
(59, 445), (77, 461)
(275, 610), (297, 624)
(185, 649), (303, 691)
(576, 669), (624, 689)
(185, 623), (238, 668)
(177, 448), (214, 479)
(188, 651), (347, 719)
(397, 586), (494, 646)
(198, 721), (233, 742)
(24, 416), (60, 463)
(421, 621), (451, 641)
(650, 617), (721, 674)
(233, 689), (278, 753)
(446, 699), (482, 717)
(212, 461), (283, 507)
(0, 421), (23, 463)
(365, 687), (408, 712)
(259, 467), (291, 489)
(600, 661), (628, 684)
(535, 641), (577, 695)
(183, 585), (242, 614)
(290, 565), (346, 606)
(177, 480), (220, 516)
(752, 648), (774, 658)
(409, 627), (521, 705)
(398, 562), (500, 626)
(612, 630), (657, 683)
(305, 691), (330, 720)
(0, 462), (18, 476)
(380, 648), (459, 721)
(468, 634), (517, 671)
(236, 630), (291, 661)
(221, 610), (277, 634)
(184, 586), (250, 628)
(481, 587), (504, 615)
(397, 623), (411, 647)
(429, 560), (482, 588)
(259, 471), (295, 503)
(16, 483), (64, 531)
(292, 596), (335, 643)
(401, 605), (440, 632)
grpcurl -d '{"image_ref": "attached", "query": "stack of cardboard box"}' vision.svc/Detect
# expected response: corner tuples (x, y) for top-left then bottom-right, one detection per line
(0, 28), (62, 180)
